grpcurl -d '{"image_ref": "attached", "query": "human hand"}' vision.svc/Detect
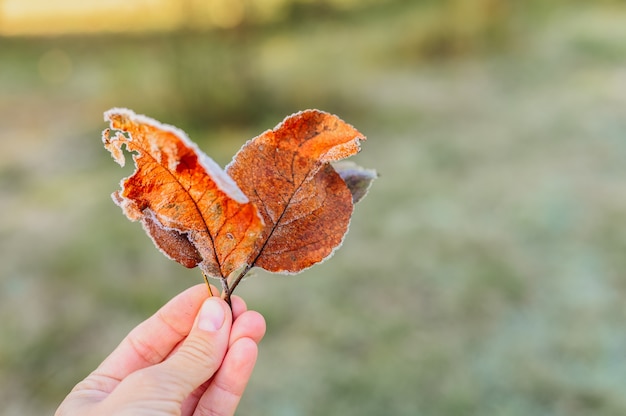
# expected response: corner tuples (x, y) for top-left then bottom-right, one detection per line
(55, 284), (266, 416)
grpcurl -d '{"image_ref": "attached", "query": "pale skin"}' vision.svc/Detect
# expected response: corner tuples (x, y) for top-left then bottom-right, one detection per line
(56, 284), (266, 416)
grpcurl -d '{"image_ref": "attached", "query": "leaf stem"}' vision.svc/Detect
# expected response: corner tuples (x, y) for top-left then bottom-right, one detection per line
(202, 271), (214, 297)
(228, 264), (253, 295)
(219, 277), (232, 308)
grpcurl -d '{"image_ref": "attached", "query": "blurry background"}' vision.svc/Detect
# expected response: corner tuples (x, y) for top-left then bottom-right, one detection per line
(2, 0), (626, 414)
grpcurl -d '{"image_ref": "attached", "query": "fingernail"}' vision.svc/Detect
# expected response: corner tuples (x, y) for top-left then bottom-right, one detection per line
(198, 298), (225, 332)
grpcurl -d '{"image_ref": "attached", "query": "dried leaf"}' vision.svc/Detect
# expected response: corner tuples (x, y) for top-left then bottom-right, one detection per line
(227, 110), (367, 273)
(103, 108), (375, 299)
(103, 108), (264, 279)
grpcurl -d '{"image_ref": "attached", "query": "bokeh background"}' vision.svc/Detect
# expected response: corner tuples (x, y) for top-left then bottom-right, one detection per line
(3, 0), (626, 414)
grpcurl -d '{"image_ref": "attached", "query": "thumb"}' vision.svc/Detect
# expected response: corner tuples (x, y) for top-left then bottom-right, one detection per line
(160, 297), (232, 389)
(104, 297), (232, 412)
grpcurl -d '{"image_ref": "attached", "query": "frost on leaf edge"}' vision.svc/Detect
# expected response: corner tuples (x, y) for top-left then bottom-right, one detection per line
(103, 107), (250, 205)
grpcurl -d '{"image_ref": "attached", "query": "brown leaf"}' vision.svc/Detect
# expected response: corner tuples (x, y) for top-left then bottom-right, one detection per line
(103, 108), (375, 301)
(227, 110), (367, 273)
(103, 108), (264, 279)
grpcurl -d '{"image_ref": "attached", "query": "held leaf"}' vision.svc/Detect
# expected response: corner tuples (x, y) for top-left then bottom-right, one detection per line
(103, 108), (264, 280)
(227, 110), (367, 274)
(103, 108), (375, 300)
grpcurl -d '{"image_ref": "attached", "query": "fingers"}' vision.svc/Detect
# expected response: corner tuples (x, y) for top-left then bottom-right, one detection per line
(58, 285), (265, 416)
(230, 295), (248, 320)
(94, 284), (212, 382)
(156, 294), (257, 362)
(230, 310), (266, 347)
(181, 309), (266, 412)
(194, 337), (259, 416)
(152, 297), (232, 391)
(98, 297), (233, 413)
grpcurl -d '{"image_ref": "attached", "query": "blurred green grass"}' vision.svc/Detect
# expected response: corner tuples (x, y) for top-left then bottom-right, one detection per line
(3, 1), (626, 415)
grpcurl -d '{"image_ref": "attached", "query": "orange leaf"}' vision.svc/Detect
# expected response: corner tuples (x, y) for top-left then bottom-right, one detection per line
(103, 108), (264, 279)
(227, 110), (367, 273)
